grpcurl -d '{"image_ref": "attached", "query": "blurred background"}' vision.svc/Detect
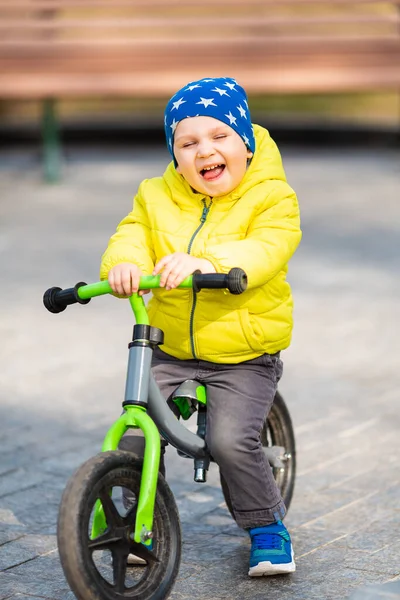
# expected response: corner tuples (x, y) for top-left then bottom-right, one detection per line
(0, 0), (399, 176)
(0, 2), (399, 600)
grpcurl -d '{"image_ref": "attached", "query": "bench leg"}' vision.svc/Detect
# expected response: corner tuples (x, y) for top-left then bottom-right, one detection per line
(42, 99), (61, 183)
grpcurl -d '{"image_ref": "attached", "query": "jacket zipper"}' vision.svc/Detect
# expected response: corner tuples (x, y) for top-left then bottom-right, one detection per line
(187, 198), (212, 359)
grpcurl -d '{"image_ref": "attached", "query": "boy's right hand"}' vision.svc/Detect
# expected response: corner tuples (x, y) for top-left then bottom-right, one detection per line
(108, 263), (149, 296)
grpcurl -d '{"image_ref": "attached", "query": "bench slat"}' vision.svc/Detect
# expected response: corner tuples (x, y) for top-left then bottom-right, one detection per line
(1, 35), (399, 49)
(1, 0), (400, 7)
(1, 38), (398, 85)
(1, 14), (399, 30)
(1, 66), (399, 98)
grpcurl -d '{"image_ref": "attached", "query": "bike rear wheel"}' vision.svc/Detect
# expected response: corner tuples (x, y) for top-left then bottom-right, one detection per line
(57, 451), (181, 600)
(220, 390), (296, 519)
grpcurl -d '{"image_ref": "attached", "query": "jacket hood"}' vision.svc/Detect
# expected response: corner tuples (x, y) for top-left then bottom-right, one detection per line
(162, 124), (287, 207)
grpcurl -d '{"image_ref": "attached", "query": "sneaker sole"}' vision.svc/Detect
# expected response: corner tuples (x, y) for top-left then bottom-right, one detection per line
(248, 549), (296, 577)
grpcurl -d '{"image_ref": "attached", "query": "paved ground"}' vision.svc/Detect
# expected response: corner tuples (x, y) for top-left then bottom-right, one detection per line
(0, 141), (399, 600)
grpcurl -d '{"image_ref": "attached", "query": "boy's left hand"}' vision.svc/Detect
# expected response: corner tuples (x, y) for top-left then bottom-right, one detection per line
(153, 253), (216, 290)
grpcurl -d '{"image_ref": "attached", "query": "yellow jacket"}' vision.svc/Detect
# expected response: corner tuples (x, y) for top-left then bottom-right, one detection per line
(100, 125), (301, 363)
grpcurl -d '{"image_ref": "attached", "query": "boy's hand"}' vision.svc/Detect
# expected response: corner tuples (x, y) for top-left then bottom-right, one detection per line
(108, 263), (149, 296)
(153, 253), (216, 290)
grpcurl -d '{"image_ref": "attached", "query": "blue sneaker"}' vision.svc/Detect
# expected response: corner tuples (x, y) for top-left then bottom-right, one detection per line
(248, 521), (295, 576)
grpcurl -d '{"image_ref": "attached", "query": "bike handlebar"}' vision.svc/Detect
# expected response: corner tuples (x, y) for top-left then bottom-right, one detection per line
(43, 282), (90, 314)
(43, 268), (248, 314)
(192, 269), (247, 294)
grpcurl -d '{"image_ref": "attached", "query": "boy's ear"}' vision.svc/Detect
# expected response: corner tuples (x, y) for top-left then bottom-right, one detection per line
(246, 150), (253, 159)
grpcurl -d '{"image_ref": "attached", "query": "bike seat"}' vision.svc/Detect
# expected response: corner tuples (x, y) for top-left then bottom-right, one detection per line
(171, 379), (206, 420)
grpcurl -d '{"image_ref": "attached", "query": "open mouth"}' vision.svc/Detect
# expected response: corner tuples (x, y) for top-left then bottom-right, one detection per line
(200, 164), (225, 181)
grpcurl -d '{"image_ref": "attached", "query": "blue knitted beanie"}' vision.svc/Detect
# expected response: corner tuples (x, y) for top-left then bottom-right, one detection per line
(164, 77), (255, 166)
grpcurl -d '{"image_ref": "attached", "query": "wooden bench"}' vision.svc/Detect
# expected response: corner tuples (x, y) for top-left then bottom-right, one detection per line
(1, 0), (399, 181)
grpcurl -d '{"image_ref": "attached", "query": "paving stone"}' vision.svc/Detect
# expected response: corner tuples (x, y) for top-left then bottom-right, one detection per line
(345, 542), (400, 578)
(180, 532), (247, 564)
(170, 548), (246, 599)
(3, 551), (64, 583)
(348, 579), (400, 599)
(295, 490), (395, 535)
(0, 571), (74, 600)
(0, 530), (26, 546)
(292, 526), (349, 559)
(342, 517), (398, 554)
(0, 535), (57, 571)
(0, 470), (51, 501)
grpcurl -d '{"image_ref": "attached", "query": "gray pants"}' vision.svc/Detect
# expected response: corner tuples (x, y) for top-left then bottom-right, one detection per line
(119, 347), (286, 529)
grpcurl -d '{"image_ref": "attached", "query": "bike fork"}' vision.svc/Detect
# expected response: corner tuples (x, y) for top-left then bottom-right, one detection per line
(91, 406), (160, 546)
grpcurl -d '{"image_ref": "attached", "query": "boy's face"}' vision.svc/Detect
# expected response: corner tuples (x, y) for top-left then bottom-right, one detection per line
(174, 116), (253, 197)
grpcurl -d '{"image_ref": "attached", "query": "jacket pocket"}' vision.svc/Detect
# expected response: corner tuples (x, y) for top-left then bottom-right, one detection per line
(238, 309), (265, 353)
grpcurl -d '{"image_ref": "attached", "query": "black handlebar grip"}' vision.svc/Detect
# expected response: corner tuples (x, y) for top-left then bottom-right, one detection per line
(43, 282), (90, 313)
(193, 268), (247, 294)
(226, 268), (248, 294)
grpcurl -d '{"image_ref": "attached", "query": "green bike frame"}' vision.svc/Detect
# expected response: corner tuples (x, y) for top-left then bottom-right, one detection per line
(78, 276), (193, 546)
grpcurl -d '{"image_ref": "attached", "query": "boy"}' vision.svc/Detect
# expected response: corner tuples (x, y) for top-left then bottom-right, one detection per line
(100, 77), (301, 576)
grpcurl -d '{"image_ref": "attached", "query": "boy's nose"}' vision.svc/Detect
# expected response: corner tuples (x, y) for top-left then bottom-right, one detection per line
(197, 141), (215, 158)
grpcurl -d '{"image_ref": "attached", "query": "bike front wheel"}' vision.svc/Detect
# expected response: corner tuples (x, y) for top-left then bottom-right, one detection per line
(220, 390), (296, 519)
(57, 451), (181, 600)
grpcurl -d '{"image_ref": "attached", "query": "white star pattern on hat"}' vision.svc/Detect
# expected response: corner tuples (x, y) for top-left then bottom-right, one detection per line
(171, 98), (186, 110)
(164, 77), (255, 163)
(212, 87), (230, 97)
(225, 111), (237, 125)
(237, 105), (247, 118)
(196, 98), (217, 108)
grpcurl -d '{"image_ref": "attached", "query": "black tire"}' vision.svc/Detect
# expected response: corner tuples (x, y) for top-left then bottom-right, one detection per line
(220, 390), (296, 519)
(57, 451), (181, 600)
